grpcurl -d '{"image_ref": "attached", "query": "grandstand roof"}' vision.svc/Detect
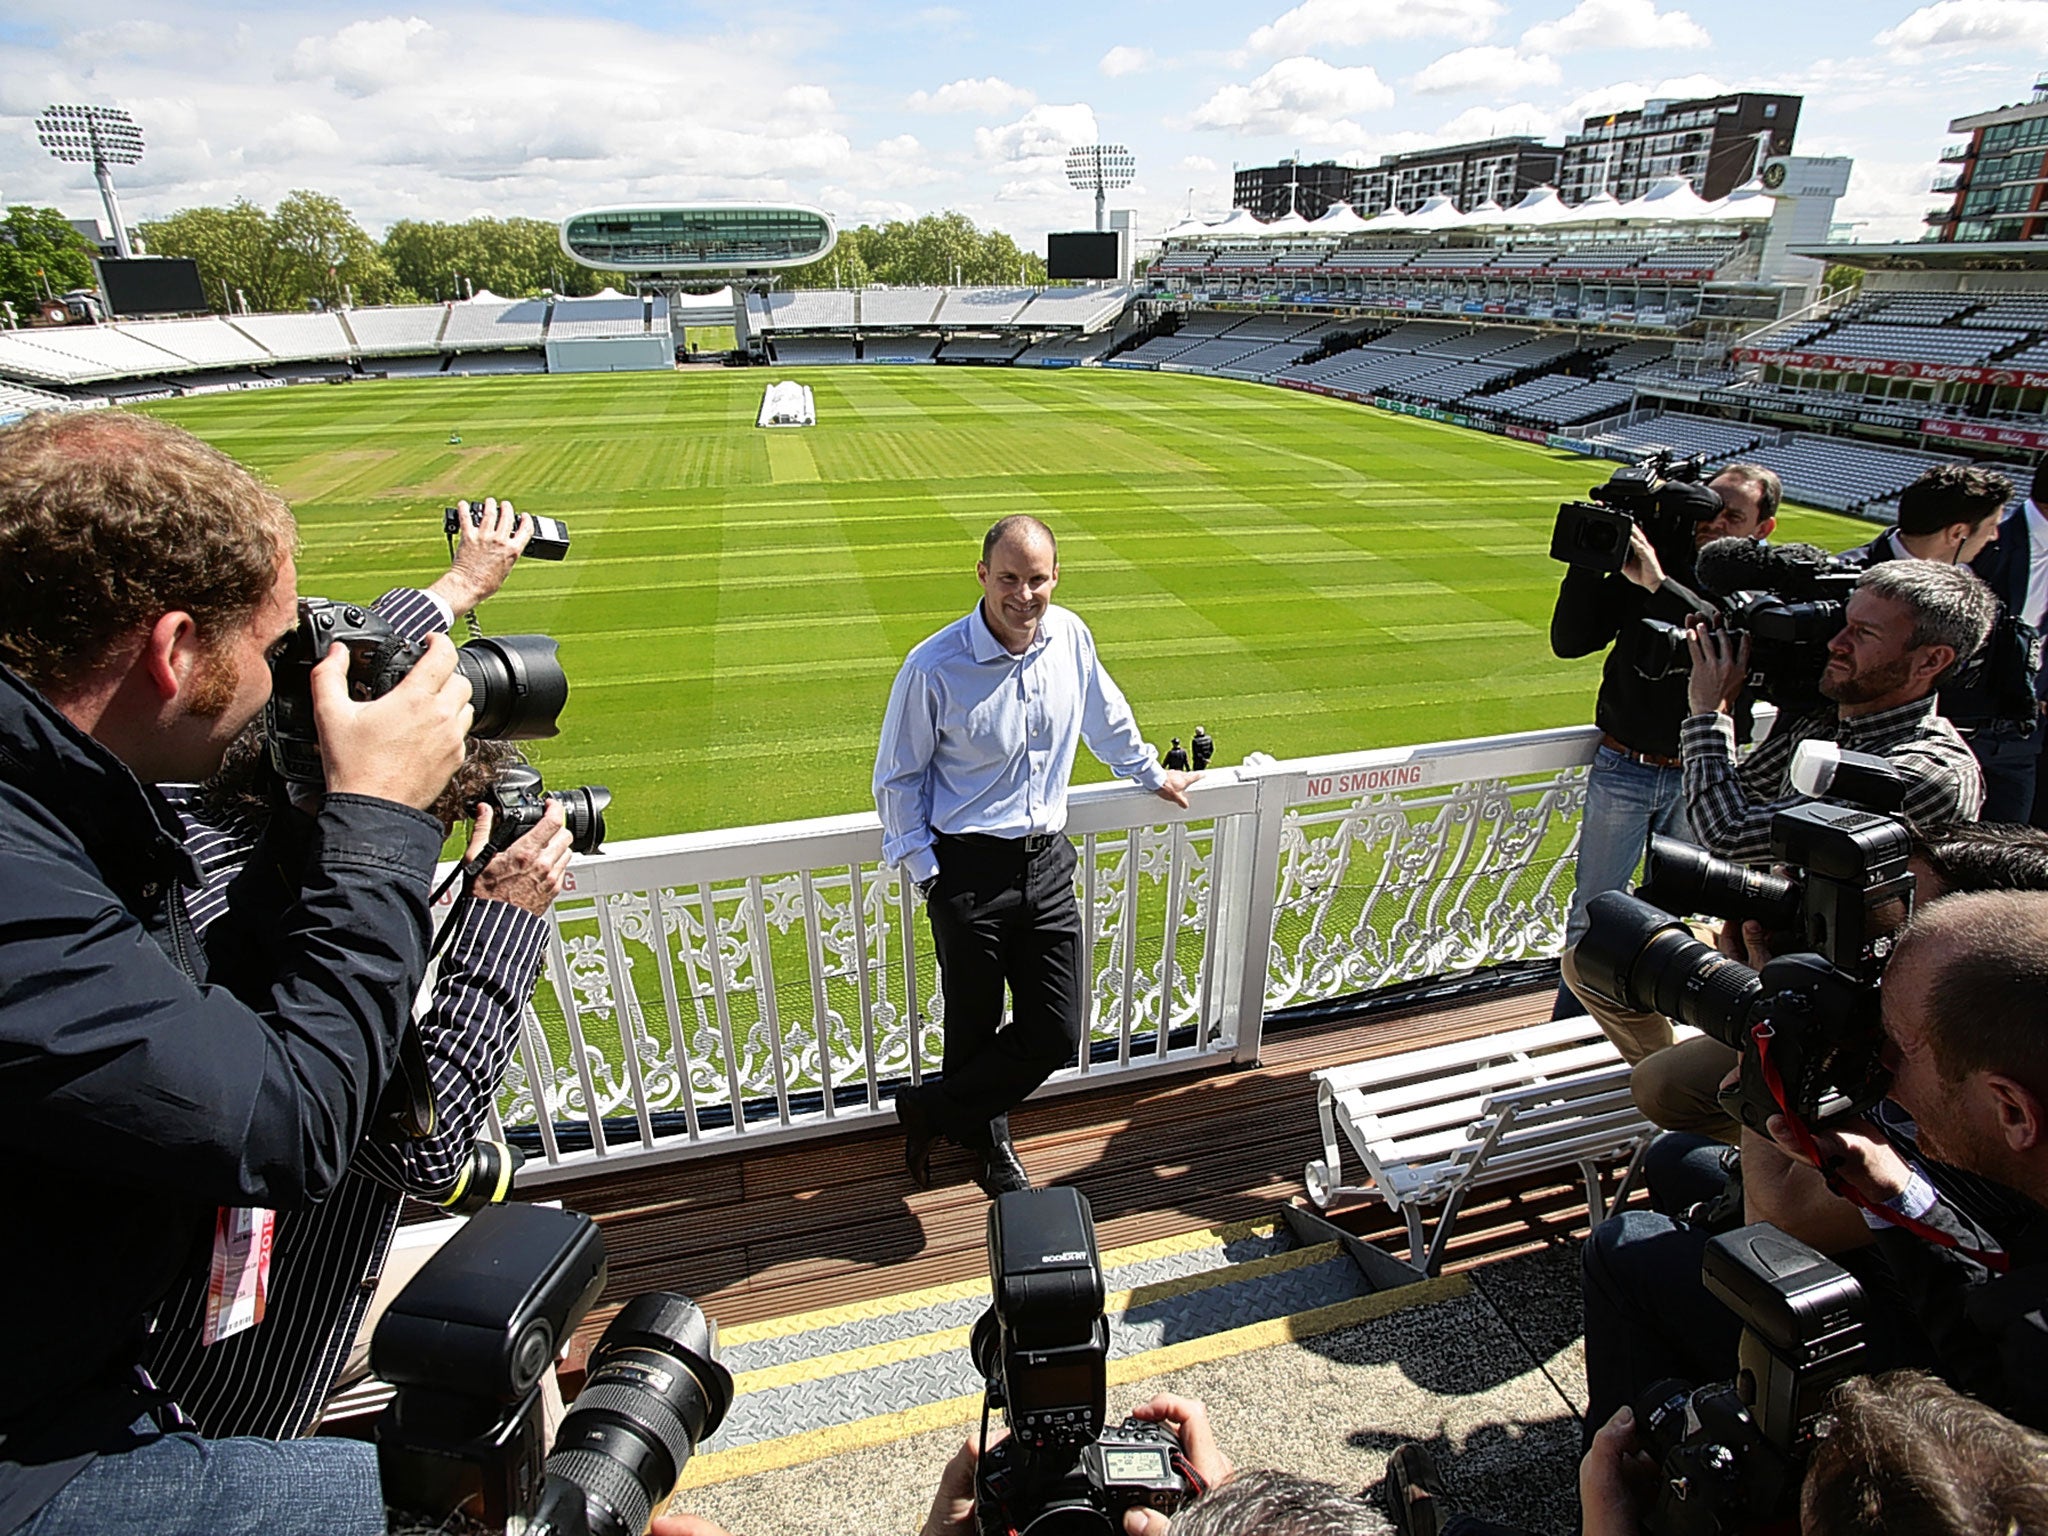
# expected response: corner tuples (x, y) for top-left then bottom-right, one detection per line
(1790, 241), (2048, 272)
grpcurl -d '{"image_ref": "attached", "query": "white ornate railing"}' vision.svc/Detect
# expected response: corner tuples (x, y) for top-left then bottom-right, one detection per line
(486, 724), (1603, 1182)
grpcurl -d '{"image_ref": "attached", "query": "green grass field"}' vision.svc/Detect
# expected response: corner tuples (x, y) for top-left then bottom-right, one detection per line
(145, 369), (1868, 841)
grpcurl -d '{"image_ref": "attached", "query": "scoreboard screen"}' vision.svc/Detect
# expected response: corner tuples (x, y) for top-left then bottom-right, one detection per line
(1047, 232), (1119, 281)
(97, 257), (207, 316)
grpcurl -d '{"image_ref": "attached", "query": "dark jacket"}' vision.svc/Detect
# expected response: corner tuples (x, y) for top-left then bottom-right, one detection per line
(0, 664), (442, 1494)
(1550, 536), (1705, 758)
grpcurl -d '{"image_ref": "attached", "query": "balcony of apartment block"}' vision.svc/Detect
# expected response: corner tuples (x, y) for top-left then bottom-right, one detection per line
(1923, 204), (1962, 226)
(1930, 173), (1966, 194)
(1940, 141), (1975, 164)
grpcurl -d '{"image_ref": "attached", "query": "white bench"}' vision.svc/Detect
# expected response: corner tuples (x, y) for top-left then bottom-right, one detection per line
(1304, 1016), (1662, 1275)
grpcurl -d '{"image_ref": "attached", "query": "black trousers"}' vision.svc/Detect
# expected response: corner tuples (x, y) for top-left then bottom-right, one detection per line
(920, 832), (1085, 1151)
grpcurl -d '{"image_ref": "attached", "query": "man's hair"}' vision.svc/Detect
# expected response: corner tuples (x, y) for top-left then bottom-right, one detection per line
(1166, 1468), (1382, 1536)
(1854, 560), (1995, 678)
(1715, 462), (1783, 524)
(981, 514), (1056, 565)
(204, 718), (515, 838)
(1894, 464), (2013, 538)
(1801, 1370), (2048, 1535)
(0, 411), (296, 692)
(1910, 823), (2048, 896)
(1893, 890), (2048, 1099)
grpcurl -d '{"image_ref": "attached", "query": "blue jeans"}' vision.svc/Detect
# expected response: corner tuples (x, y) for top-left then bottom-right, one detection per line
(1971, 731), (2041, 826)
(13, 1418), (383, 1536)
(1566, 746), (1691, 949)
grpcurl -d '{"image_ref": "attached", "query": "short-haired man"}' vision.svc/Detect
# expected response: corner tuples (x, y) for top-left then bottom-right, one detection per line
(1562, 559), (1992, 1094)
(1552, 464), (1779, 1022)
(875, 515), (1194, 1196)
(1841, 463), (2041, 822)
(0, 411), (472, 1534)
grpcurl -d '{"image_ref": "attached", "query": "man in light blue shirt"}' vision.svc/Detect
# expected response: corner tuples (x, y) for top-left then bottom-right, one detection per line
(874, 515), (1194, 1196)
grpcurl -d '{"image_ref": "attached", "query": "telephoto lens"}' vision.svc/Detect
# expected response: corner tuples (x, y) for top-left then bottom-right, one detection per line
(454, 634), (570, 741)
(1636, 836), (1802, 932)
(552, 784), (611, 855)
(517, 1293), (734, 1536)
(1573, 890), (1762, 1050)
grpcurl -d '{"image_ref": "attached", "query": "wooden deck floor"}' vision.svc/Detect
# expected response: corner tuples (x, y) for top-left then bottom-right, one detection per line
(534, 975), (1604, 1363)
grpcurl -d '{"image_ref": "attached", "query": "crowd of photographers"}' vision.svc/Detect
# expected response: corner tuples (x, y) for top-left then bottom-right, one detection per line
(4, 402), (2048, 1536)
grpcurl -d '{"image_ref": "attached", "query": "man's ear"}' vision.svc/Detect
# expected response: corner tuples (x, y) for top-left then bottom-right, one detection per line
(1984, 1072), (2046, 1154)
(141, 611), (205, 703)
(1756, 517), (1777, 542)
(1915, 643), (1958, 689)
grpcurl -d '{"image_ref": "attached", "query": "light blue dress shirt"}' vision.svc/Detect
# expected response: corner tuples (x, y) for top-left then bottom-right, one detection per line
(873, 601), (1167, 885)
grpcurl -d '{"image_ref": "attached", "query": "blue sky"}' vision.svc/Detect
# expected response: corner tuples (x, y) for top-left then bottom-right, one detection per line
(1, 0), (2046, 251)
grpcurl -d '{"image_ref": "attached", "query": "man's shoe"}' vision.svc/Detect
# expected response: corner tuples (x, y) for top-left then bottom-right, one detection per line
(974, 1140), (1032, 1198)
(896, 1089), (936, 1190)
(1381, 1443), (1446, 1536)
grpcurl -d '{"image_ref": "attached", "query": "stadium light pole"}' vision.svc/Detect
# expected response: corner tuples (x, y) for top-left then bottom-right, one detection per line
(35, 104), (144, 258)
(1065, 144), (1136, 232)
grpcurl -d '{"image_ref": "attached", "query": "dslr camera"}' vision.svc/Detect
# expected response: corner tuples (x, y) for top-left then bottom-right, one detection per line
(1634, 541), (1862, 710)
(1550, 451), (1716, 575)
(375, 1202), (733, 1536)
(445, 500), (573, 561)
(483, 760), (611, 857)
(1574, 781), (1913, 1132)
(969, 1188), (1198, 1535)
(1635, 1224), (1867, 1536)
(266, 597), (569, 787)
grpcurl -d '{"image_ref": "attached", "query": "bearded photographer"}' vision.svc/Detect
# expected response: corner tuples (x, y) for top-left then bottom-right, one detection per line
(1550, 463), (1781, 1028)
(1838, 464), (2042, 825)
(0, 411), (472, 1535)
(142, 505), (572, 1446)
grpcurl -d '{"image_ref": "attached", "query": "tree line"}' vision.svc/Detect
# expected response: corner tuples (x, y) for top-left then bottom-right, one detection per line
(1, 194), (1050, 318)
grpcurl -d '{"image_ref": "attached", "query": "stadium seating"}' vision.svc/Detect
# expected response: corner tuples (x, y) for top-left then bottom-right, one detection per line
(1588, 413), (1763, 461)
(1464, 374), (1587, 416)
(865, 334), (941, 362)
(1393, 361), (1521, 404)
(1011, 286), (1132, 329)
(1014, 332), (1121, 365)
(442, 299), (548, 350)
(769, 335), (858, 364)
(1515, 380), (1636, 426)
(763, 291), (857, 330)
(938, 337), (1026, 363)
(1734, 434), (1961, 513)
(232, 311), (354, 361)
(343, 305), (449, 354)
(547, 295), (649, 339)
(447, 350), (545, 375)
(0, 326), (188, 383)
(932, 288), (1034, 326)
(1815, 323), (2024, 366)
(859, 289), (946, 327)
(0, 379), (79, 421)
(368, 354), (451, 377)
(114, 318), (269, 369)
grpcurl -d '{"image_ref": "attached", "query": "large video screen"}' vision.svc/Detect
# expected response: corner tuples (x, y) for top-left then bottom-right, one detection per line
(1047, 232), (1119, 281)
(97, 257), (207, 317)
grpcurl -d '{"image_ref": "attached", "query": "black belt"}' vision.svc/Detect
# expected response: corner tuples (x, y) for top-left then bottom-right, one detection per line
(936, 830), (1064, 854)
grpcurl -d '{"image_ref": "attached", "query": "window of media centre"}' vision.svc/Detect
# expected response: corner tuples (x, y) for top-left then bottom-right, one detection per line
(564, 209), (831, 267)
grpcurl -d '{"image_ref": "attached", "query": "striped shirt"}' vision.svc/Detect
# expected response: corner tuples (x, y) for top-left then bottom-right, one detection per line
(1679, 696), (1984, 865)
(144, 588), (548, 1439)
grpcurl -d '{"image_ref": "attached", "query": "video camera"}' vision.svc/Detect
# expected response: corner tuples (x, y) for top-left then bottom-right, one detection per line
(1636, 1224), (1867, 1536)
(445, 501), (573, 562)
(1633, 540), (1863, 709)
(266, 597), (569, 787)
(482, 760), (611, 858)
(968, 1188), (1197, 1535)
(1573, 784), (1913, 1131)
(375, 1202), (733, 1536)
(1550, 451), (1718, 576)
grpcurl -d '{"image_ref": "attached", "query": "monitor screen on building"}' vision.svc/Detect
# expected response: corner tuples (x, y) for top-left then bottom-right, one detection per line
(1048, 232), (1119, 280)
(97, 258), (207, 316)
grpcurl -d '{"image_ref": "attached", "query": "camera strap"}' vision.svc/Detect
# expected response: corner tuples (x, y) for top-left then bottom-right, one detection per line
(1752, 1021), (2012, 1275)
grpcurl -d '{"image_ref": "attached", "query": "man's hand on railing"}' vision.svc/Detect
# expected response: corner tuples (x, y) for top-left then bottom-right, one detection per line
(1154, 769), (1198, 810)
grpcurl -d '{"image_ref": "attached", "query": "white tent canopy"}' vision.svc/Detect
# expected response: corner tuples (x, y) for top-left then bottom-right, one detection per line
(1401, 195), (1469, 232)
(1207, 208), (1267, 236)
(1617, 176), (1721, 222)
(1160, 215), (1213, 239)
(1309, 201), (1372, 234)
(1504, 186), (1574, 228)
(1559, 190), (1626, 225)
(1711, 180), (1774, 221)
(1259, 209), (1315, 237)
(1463, 199), (1510, 228)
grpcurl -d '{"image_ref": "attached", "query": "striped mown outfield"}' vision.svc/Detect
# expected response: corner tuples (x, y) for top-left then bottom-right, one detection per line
(144, 368), (1868, 839)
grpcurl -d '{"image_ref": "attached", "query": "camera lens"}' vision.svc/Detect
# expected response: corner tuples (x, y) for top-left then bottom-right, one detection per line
(1017, 1508), (1116, 1536)
(534, 1292), (734, 1536)
(455, 634), (569, 741)
(1637, 837), (1802, 931)
(551, 785), (611, 855)
(1573, 891), (1761, 1050)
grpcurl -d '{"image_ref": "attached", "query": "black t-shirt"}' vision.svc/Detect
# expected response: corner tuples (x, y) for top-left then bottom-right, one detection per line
(1550, 531), (1705, 758)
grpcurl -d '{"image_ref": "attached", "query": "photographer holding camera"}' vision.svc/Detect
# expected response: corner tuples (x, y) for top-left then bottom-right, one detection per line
(141, 503), (579, 1444)
(0, 411), (473, 1535)
(1551, 461), (1780, 1030)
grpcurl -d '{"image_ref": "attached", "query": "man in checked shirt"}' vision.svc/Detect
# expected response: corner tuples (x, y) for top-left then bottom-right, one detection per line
(1577, 558), (1996, 1144)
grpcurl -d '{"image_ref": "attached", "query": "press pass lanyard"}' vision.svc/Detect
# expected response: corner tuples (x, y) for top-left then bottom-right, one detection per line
(1751, 1019), (2012, 1276)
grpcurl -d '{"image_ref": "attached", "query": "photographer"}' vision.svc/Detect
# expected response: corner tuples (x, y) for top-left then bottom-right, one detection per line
(1838, 464), (2042, 824)
(1966, 462), (2048, 826)
(0, 412), (471, 1535)
(143, 509), (572, 1442)
(1583, 889), (2048, 1446)
(1552, 462), (1780, 1032)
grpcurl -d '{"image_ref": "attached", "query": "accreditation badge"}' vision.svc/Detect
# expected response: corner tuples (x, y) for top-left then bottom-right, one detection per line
(202, 1205), (276, 1345)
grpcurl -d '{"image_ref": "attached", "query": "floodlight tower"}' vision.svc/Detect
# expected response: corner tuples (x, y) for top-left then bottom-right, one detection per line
(36, 104), (145, 258)
(1065, 143), (1135, 232)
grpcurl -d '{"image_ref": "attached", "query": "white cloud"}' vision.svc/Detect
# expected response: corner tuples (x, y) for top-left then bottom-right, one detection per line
(1559, 73), (1728, 129)
(1522, 0), (1710, 55)
(1876, 0), (2048, 51)
(1180, 154), (1220, 172)
(285, 16), (441, 98)
(1099, 45), (1154, 77)
(780, 84), (835, 117)
(1191, 57), (1395, 136)
(251, 111), (345, 163)
(1412, 45), (1560, 95)
(975, 102), (1099, 165)
(906, 76), (1035, 114)
(1247, 0), (1502, 55)
(1434, 101), (1559, 140)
